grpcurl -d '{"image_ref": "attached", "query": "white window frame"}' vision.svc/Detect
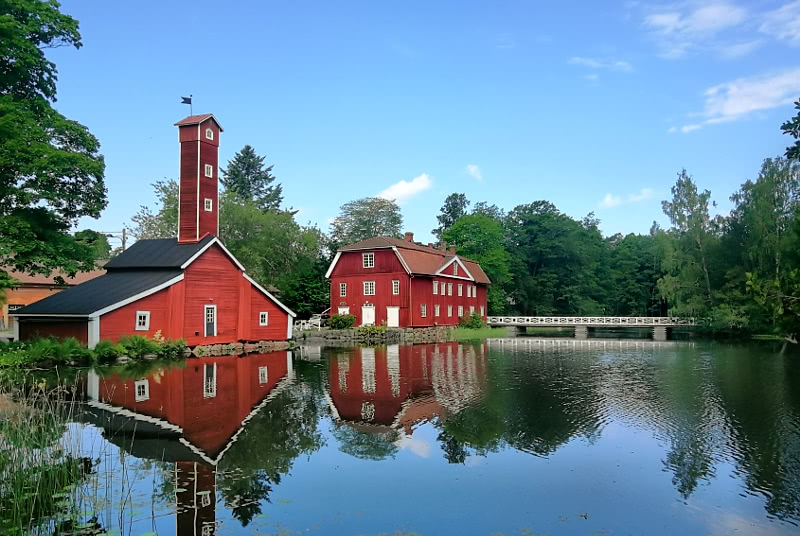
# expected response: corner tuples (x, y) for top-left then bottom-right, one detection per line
(470, 305), (475, 314)
(203, 363), (217, 398)
(134, 379), (149, 402)
(204, 198), (213, 212)
(363, 281), (375, 296)
(447, 305), (453, 317)
(258, 366), (269, 384)
(205, 127), (214, 140)
(259, 311), (269, 326)
(204, 163), (213, 178)
(420, 304), (427, 318)
(204, 305), (217, 337)
(135, 311), (150, 331)
(458, 284), (463, 297)
(339, 282), (347, 297)
(480, 306), (485, 316)
(362, 252), (375, 268)
(458, 305), (464, 317)
(434, 304), (440, 317)
(433, 281), (438, 295)
(454, 264), (459, 276)
(392, 280), (400, 295)
(447, 283), (453, 296)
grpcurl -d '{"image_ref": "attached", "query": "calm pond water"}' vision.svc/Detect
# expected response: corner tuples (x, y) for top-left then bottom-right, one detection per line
(13, 338), (800, 535)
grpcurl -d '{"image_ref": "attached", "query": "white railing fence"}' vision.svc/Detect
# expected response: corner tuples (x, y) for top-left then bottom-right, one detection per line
(487, 316), (695, 327)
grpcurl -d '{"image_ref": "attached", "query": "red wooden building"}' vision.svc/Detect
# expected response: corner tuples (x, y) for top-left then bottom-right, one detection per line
(325, 233), (490, 327)
(12, 114), (295, 347)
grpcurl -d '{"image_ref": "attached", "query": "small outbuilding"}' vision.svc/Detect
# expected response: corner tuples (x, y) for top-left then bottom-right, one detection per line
(12, 114), (295, 347)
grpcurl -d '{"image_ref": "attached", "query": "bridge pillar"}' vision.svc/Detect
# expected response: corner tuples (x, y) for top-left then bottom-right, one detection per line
(653, 326), (668, 341)
(574, 326), (588, 339)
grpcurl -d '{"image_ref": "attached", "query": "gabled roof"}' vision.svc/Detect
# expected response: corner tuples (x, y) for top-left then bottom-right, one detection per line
(13, 270), (182, 316)
(173, 113), (224, 131)
(104, 236), (215, 270)
(330, 236), (491, 284)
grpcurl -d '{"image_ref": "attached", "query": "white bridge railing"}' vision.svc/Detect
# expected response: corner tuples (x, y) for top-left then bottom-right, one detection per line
(487, 316), (695, 327)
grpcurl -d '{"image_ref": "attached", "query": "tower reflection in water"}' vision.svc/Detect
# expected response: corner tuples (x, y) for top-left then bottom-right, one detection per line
(83, 351), (294, 536)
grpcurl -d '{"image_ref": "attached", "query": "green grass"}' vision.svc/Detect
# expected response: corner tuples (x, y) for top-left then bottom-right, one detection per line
(453, 326), (510, 340)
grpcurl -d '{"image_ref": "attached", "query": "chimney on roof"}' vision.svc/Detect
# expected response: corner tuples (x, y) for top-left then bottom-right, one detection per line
(440, 240), (447, 251)
(404, 232), (414, 242)
(428, 242), (434, 248)
(449, 245), (456, 254)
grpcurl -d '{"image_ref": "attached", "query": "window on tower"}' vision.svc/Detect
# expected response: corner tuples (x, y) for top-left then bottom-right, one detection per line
(204, 198), (213, 211)
(204, 164), (213, 177)
(205, 128), (214, 140)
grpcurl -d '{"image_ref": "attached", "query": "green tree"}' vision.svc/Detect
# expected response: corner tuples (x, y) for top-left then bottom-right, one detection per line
(127, 179), (178, 240)
(221, 145), (283, 211)
(659, 170), (718, 315)
(472, 201), (505, 221)
(442, 214), (511, 314)
(433, 193), (470, 239)
(782, 99), (800, 161)
(73, 229), (111, 260)
(329, 197), (403, 249)
(1, 0), (107, 293)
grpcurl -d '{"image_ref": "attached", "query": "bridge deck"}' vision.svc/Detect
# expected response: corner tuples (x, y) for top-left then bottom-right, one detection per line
(487, 316), (695, 328)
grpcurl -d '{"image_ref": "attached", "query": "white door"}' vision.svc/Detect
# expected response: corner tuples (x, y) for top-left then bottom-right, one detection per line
(386, 306), (400, 328)
(361, 305), (375, 326)
(338, 306), (350, 315)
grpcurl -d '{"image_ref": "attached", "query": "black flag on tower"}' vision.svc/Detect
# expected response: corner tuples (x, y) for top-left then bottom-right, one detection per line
(181, 96), (192, 105)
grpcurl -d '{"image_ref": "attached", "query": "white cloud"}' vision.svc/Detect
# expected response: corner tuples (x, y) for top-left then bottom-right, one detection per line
(599, 188), (656, 208)
(465, 164), (482, 181)
(760, 1), (800, 45)
(378, 173), (432, 204)
(678, 68), (800, 132)
(718, 40), (762, 58)
(395, 436), (431, 458)
(568, 56), (633, 72)
(643, 3), (748, 58)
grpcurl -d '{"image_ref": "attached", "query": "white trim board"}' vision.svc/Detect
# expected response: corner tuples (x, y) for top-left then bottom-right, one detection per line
(243, 273), (297, 318)
(324, 248), (412, 279)
(180, 236), (245, 271)
(434, 256), (475, 281)
(91, 274), (185, 317)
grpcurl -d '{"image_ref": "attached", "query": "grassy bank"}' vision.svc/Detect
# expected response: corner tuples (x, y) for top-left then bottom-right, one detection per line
(453, 326), (510, 341)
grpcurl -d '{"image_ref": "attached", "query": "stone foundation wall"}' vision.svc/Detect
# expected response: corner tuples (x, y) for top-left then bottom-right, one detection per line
(187, 340), (291, 357)
(300, 326), (458, 345)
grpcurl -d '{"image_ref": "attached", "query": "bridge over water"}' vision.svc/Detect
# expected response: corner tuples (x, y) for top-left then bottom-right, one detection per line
(486, 316), (696, 340)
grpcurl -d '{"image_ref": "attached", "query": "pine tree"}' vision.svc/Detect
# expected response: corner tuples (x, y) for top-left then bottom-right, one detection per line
(221, 145), (283, 211)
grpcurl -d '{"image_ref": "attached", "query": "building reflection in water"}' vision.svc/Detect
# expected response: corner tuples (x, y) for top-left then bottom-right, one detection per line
(82, 351), (294, 536)
(325, 342), (487, 450)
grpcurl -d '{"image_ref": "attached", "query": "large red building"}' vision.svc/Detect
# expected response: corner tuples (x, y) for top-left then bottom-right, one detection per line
(12, 114), (295, 347)
(325, 233), (490, 327)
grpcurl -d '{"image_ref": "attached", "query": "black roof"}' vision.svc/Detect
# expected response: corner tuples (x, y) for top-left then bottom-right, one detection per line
(104, 236), (214, 270)
(13, 269), (181, 315)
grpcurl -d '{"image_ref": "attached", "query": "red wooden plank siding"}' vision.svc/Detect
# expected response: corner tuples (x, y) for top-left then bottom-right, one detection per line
(249, 286), (289, 341)
(198, 141), (218, 238)
(178, 140), (199, 242)
(100, 287), (171, 342)
(19, 320), (88, 344)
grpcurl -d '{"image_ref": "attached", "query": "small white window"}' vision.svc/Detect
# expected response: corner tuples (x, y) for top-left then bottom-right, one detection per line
(205, 128), (214, 140)
(135, 311), (150, 331)
(392, 280), (400, 295)
(340, 282), (347, 297)
(458, 305), (464, 317)
(362, 252), (375, 268)
(458, 284), (463, 297)
(480, 306), (485, 316)
(134, 379), (149, 402)
(454, 264), (459, 276)
(433, 281), (438, 295)
(204, 164), (213, 178)
(203, 363), (217, 398)
(447, 283), (453, 296)
(198, 490), (212, 508)
(434, 304), (440, 317)
(259, 311), (268, 326)
(363, 281), (375, 296)
(447, 305), (453, 317)
(420, 304), (427, 318)
(204, 198), (213, 212)
(470, 305), (475, 314)
(258, 366), (268, 384)
(468, 286), (473, 298)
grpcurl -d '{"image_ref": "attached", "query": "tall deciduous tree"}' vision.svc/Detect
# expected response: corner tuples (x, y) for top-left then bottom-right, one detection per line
(433, 193), (470, 239)
(442, 214), (511, 314)
(1, 0), (107, 293)
(659, 170), (717, 315)
(329, 197), (403, 250)
(221, 145), (283, 211)
(782, 99), (800, 161)
(127, 180), (178, 240)
(74, 229), (111, 260)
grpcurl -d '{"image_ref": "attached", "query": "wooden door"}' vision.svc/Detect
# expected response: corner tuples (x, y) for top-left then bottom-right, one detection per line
(204, 305), (216, 337)
(361, 305), (375, 326)
(386, 306), (399, 327)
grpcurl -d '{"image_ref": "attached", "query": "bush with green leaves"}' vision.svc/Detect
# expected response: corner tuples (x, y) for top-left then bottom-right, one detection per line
(157, 339), (187, 360)
(91, 340), (125, 364)
(117, 335), (160, 359)
(329, 314), (356, 329)
(459, 313), (484, 329)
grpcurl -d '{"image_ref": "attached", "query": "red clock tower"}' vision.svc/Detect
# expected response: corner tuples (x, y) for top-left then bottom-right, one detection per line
(174, 114), (223, 243)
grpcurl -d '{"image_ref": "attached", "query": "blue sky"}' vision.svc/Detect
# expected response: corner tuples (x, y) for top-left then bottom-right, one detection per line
(52, 0), (800, 245)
